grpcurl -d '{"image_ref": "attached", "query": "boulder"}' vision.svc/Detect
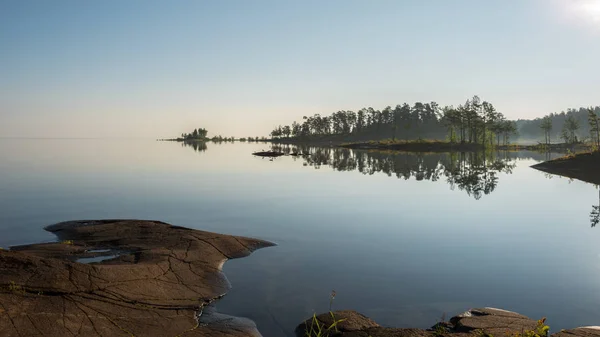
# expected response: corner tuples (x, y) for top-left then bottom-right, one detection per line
(450, 307), (539, 336)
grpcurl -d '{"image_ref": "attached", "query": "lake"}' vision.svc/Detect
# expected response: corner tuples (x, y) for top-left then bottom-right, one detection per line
(1, 139), (599, 337)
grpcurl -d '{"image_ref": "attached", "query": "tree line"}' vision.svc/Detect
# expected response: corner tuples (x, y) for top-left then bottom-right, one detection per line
(519, 107), (600, 146)
(270, 95), (518, 146)
(179, 128), (208, 140)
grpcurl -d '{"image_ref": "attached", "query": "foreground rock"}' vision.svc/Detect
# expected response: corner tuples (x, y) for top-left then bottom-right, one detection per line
(0, 219), (274, 337)
(297, 308), (600, 337)
(531, 151), (600, 185)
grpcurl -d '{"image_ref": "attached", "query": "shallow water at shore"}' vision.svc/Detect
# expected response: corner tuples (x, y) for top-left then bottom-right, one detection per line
(1, 139), (599, 336)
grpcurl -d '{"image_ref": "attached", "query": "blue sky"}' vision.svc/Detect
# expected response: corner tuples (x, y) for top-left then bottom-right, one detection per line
(1, 0), (599, 138)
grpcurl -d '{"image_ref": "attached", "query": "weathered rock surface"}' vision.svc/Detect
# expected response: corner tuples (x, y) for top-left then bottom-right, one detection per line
(552, 327), (600, 337)
(296, 308), (600, 337)
(450, 308), (539, 336)
(0, 219), (274, 337)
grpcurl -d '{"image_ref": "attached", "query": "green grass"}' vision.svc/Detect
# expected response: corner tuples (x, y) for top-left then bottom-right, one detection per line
(432, 313), (449, 337)
(433, 325), (448, 337)
(304, 312), (347, 337)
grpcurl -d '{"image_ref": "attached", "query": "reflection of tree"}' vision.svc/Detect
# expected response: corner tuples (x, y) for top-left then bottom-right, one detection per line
(443, 152), (511, 200)
(182, 141), (207, 153)
(541, 173), (600, 229)
(270, 144), (517, 200)
(591, 188), (600, 228)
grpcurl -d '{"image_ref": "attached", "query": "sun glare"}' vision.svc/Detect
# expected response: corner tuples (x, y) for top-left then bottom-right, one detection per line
(565, 0), (600, 24)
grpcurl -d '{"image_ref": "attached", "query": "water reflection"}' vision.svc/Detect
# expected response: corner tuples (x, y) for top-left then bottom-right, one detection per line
(182, 140), (207, 153)
(591, 189), (600, 228)
(271, 145), (517, 200)
(536, 165), (599, 229)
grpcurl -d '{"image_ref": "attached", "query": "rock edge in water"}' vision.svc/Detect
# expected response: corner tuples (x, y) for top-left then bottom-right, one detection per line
(531, 151), (600, 185)
(0, 219), (274, 337)
(296, 308), (600, 337)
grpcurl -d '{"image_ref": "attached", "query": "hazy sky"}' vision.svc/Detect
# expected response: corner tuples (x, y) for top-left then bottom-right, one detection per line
(2, 0), (600, 138)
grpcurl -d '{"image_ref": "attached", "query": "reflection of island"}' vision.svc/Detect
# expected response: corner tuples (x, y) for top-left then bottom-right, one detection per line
(271, 145), (516, 200)
(182, 140), (207, 153)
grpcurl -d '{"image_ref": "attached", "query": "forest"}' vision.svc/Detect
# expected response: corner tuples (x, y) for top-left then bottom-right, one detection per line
(517, 106), (600, 145)
(270, 96), (517, 146)
(270, 97), (600, 146)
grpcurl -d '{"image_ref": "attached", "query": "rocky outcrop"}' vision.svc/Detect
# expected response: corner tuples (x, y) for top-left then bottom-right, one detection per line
(296, 308), (600, 337)
(531, 151), (600, 185)
(0, 220), (274, 337)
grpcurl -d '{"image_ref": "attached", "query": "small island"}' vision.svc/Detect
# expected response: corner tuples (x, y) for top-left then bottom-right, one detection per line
(159, 127), (269, 143)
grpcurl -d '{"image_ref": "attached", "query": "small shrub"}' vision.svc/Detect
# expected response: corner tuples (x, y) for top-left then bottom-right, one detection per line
(506, 318), (550, 337)
(433, 313), (449, 336)
(7, 281), (25, 294)
(61, 240), (74, 245)
(434, 324), (449, 336)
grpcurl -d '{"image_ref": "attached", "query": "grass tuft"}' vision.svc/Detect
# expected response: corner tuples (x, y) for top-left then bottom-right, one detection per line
(304, 312), (347, 337)
(61, 240), (74, 245)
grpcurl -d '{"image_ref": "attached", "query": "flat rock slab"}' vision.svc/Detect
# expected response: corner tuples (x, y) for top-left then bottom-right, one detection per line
(0, 219), (274, 337)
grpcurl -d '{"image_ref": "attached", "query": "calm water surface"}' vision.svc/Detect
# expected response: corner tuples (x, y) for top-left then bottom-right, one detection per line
(1, 139), (599, 336)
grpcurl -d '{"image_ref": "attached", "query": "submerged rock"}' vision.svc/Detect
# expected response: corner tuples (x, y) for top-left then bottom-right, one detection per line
(0, 219), (274, 337)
